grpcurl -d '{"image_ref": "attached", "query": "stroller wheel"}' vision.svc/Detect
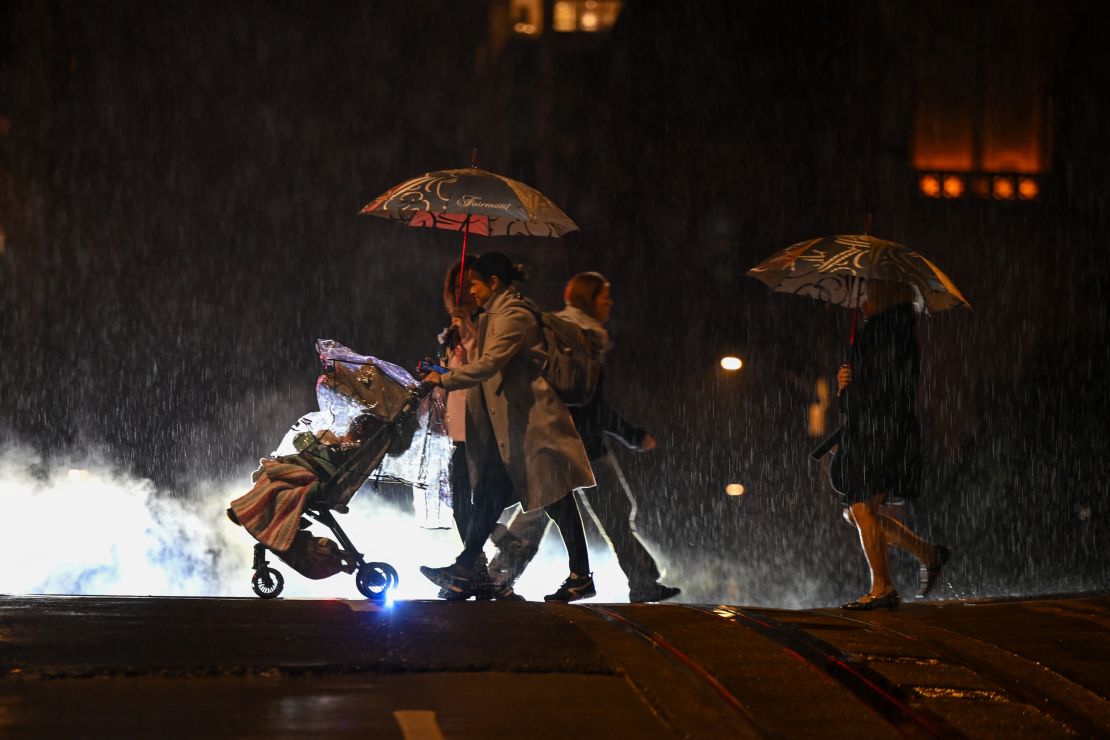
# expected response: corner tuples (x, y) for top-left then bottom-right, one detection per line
(251, 568), (284, 599)
(356, 562), (399, 602)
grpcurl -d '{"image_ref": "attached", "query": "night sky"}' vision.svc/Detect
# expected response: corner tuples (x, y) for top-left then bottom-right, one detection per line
(2, 1), (1108, 602)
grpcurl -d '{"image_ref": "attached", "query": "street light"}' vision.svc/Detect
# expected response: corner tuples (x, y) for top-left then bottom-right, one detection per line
(720, 356), (743, 371)
(725, 483), (746, 496)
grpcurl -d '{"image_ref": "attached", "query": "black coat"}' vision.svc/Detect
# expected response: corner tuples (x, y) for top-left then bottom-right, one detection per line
(572, 369), (647, 461)
(831, 303), (922, 502)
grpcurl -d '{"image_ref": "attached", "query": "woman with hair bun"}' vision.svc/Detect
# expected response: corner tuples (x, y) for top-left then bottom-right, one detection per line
(421, 252), (599, 602)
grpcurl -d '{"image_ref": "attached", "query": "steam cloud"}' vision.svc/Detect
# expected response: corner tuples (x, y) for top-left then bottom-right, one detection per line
(0, 445), (639, 602)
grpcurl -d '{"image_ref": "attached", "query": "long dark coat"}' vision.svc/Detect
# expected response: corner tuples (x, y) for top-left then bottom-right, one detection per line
(440, 289), (595, 511)
(831, 303), (922, 503)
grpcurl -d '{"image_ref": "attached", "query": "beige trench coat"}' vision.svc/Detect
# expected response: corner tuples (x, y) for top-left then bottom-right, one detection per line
(440, 289), (595, 510)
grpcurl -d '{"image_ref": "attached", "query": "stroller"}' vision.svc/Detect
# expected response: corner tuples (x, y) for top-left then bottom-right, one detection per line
(229, 340), (447, 602)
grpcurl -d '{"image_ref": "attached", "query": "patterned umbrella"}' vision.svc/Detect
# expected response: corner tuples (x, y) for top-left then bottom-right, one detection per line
(361, 166), (578, 238)
(746, 234), (970, 314)
(361, 163), (578, 299)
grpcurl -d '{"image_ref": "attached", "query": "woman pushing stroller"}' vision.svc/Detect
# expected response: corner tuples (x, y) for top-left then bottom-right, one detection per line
(420, 252), (599, 602)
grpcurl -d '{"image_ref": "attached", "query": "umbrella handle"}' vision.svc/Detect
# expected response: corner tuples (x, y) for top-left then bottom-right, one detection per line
(844, 276), (861, 378)
(847, 275), (861, 351)
(456, 215), (470, 304)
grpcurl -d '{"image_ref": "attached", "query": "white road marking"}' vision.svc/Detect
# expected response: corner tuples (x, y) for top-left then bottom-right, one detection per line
(393, 710), (446, 740)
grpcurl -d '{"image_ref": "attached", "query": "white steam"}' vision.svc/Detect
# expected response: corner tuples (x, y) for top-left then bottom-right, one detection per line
(0, 446), (630, 601)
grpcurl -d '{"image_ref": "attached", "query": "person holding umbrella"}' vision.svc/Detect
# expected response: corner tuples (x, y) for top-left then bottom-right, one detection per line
(419, 252), (599, 602)
(832, 278), (951, 610)
(747, 231), (966, 608)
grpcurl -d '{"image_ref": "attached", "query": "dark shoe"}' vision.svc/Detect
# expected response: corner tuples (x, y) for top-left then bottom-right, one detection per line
(841, 591), (900, 610)
(917, 545), (951, 599)
(475, 582), (526, 601)
(472, 557), (526, 601)
(489, 526), (542, 587)
(421, 564), (476, 600)
(630, 583), (681, 603)
(437, 585), (475, 601)
(470, 555), (512, 601)
(544, 573), (596, 603)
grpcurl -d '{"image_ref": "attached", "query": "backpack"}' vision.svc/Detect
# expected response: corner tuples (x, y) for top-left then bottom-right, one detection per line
(532, 310), (605, 407)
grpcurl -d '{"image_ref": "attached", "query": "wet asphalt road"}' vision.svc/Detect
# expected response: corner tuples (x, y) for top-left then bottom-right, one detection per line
(2, 593), (1109, 738)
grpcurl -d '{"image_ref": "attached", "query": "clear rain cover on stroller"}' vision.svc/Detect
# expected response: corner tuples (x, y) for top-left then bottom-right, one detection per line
(270, 340), (454, 528)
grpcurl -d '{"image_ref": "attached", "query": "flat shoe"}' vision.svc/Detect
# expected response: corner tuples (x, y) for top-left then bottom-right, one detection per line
(917, 545), (952, 599)
(841, 591), (900, 610)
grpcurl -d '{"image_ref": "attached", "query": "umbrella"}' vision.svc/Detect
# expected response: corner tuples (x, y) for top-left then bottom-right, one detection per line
(746, 232), (970, 344)
(747, 234), (970, 313)
(361, 159), (578, 300)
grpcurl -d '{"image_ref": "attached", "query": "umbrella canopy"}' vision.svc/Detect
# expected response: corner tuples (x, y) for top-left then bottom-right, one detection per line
(360, 166), (579, 238)
(746, 234), (970, 314)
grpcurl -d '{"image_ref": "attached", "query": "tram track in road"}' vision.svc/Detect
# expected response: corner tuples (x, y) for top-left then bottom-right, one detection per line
(695, 602), (1105, 738)
(828, 605), (1110, 737)
(685, 605), (955, 739)
(579, 604), (770, 739)
(6, 595), (1108, 738)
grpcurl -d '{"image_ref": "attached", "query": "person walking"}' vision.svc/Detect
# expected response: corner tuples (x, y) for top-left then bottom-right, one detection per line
(490, 272), (681, 603)
(435, 259), (515, 599)
(420, 252), (598, 602)
(832, 279), (950, 610)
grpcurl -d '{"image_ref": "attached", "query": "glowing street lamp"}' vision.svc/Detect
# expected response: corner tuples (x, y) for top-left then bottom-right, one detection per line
(725, 483), (746, 496)
(720, 356), (743, 371)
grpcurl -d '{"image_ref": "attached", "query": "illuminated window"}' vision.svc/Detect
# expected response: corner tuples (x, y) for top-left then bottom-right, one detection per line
(992, 176), (1015, 200)
(912, 6), (1046, 200)
(942, 175), (965, 198)
(510, 0), (542, 36)
(552, 0), (622, 33)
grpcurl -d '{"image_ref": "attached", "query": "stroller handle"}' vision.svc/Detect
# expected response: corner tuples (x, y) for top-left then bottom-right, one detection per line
(413, 380), (436, 400)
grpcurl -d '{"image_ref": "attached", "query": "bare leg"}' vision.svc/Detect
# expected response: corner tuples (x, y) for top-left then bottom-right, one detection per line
(849, 493), (895, 597)
(876, 514), (933, 565)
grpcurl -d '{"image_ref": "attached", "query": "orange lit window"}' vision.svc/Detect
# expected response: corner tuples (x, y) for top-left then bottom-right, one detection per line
(919, 174), (942, 198)
(510, 0), (543, 35)
(992, 177), (1015, 200)
(942, 175), (965, 198)
(912, 6), (1046, 200)
(553, 0), (622, 33)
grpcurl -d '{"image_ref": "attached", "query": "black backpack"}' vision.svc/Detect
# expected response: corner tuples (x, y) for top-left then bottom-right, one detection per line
(532, 310), (605, 407)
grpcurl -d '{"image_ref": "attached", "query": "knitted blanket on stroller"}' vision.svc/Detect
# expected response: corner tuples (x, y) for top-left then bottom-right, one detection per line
(230, 460), (319, 553)
(230, 459), (355, 580)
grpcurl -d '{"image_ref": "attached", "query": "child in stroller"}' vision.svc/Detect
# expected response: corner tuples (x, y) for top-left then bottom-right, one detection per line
(227, 340), (447, 601)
